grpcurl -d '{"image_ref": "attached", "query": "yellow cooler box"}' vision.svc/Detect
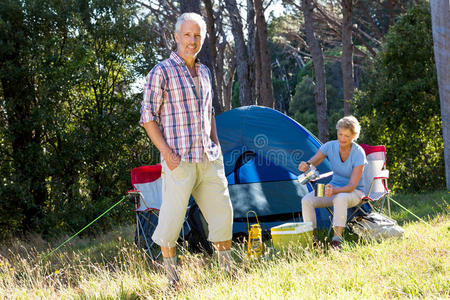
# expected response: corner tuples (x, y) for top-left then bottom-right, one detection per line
(271, 222), (313, 250)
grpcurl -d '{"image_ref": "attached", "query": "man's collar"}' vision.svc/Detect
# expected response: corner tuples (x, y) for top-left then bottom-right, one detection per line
(170, 51), (201, 66)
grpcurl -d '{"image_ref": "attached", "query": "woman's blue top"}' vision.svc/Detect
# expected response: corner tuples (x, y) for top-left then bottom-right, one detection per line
(319, 140), (367, 191)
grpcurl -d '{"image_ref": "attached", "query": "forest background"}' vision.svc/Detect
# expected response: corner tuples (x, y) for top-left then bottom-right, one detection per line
(0, 0), (447, 240)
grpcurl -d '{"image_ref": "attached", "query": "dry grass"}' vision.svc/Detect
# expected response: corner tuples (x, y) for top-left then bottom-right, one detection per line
(0, 192), (448, 299)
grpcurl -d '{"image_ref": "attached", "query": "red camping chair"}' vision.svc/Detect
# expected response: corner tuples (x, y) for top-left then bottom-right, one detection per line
(359, 144), (390, 215)
(128, 164), (163, 261)
(326, 144), (390, 235)
(128, 164), (196, 260)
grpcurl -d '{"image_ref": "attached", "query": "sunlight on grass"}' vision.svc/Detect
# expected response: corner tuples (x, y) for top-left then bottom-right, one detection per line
(0, 193), (448, 299)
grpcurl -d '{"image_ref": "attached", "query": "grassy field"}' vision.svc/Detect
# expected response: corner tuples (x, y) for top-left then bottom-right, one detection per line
(0, 190), (448, 299)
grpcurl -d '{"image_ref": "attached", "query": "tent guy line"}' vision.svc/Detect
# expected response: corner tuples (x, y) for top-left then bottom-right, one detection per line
(42, 195), (127, 261)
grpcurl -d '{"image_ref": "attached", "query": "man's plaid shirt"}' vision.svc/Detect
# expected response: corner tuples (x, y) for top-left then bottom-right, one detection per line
(140, 52), (219, 163)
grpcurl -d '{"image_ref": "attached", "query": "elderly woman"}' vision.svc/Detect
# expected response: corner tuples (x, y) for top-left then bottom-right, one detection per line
(298, 116), (367, 248)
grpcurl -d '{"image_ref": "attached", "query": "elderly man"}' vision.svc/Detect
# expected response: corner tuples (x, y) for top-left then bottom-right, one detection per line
(140, 12), (234, 285)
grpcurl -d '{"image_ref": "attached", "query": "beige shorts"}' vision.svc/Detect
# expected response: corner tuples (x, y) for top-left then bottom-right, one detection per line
(152, 157), (233, 247)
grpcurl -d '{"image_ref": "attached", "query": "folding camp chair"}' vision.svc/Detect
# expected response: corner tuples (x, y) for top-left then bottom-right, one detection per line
(326, 144), (390, 235)
(358, 144), (390, 216)
(128, 164), (163, 261)
(128, 164), (201, 260)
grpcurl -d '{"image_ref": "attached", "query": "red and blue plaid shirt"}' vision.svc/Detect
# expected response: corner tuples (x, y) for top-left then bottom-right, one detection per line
(140, 52), (219, 163)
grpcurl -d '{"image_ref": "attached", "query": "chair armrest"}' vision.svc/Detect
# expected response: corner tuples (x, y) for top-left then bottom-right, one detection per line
(127, 190), (142, 203)
(374, 169), (389, 179)
(313, 171), (334, 181)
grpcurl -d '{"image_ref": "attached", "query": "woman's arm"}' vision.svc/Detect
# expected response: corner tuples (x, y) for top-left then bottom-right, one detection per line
(298, 150), (326, 172)
(325, 165), (365, 196)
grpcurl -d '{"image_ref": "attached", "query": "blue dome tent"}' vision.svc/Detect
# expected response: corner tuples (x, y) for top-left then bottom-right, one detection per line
(216, 106), (332, 233)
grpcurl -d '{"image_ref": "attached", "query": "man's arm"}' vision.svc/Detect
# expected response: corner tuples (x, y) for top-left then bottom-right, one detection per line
(142, 121), (180, 170)
(210, 114), (220, 146)
(140, 65), (181, 170)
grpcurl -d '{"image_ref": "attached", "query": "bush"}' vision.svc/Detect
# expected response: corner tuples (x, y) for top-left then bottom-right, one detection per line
(354, 3), (444, 192)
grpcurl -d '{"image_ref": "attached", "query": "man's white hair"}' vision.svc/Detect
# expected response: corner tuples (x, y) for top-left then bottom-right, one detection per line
(175, 13), (207, 41)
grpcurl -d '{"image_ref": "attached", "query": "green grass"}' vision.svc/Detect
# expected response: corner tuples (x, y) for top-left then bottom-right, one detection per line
(0, 191), (448, 299)
(388, 190), (449, 224)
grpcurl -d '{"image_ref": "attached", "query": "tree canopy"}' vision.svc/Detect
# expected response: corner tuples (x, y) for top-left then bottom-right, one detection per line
(0, 0), (445, 239)
(0, 0), (159, 239)
(354, 3), (444, 192)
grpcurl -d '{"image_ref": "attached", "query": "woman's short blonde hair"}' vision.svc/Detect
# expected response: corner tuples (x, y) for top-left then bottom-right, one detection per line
(336, 115), (361, 141)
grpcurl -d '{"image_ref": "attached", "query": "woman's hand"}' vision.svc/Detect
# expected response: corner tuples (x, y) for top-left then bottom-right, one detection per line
(325, 184), (334, 197)
(298, 161), (310, 172)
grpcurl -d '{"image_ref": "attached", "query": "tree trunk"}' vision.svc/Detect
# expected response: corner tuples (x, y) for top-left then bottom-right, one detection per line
(203, 0), (224, 113)
(180, 0), (200, 12)
(254, 0), (274, 108)
(387, 0), (395, 27)
(302, 0), (329, 142)
(223, 57), (236, 110)
(247, 0), (257, 104)
(254, 26), (262, 105)
(341, 0), (354, 116)
(430, 0), (450, 191)
(274, 58), (290, 113)
(224, 0), (253, 106)
(180, 0), (222, 113)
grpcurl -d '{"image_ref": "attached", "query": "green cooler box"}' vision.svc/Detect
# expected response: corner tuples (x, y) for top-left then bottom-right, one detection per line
(271, 222), (313, 250)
